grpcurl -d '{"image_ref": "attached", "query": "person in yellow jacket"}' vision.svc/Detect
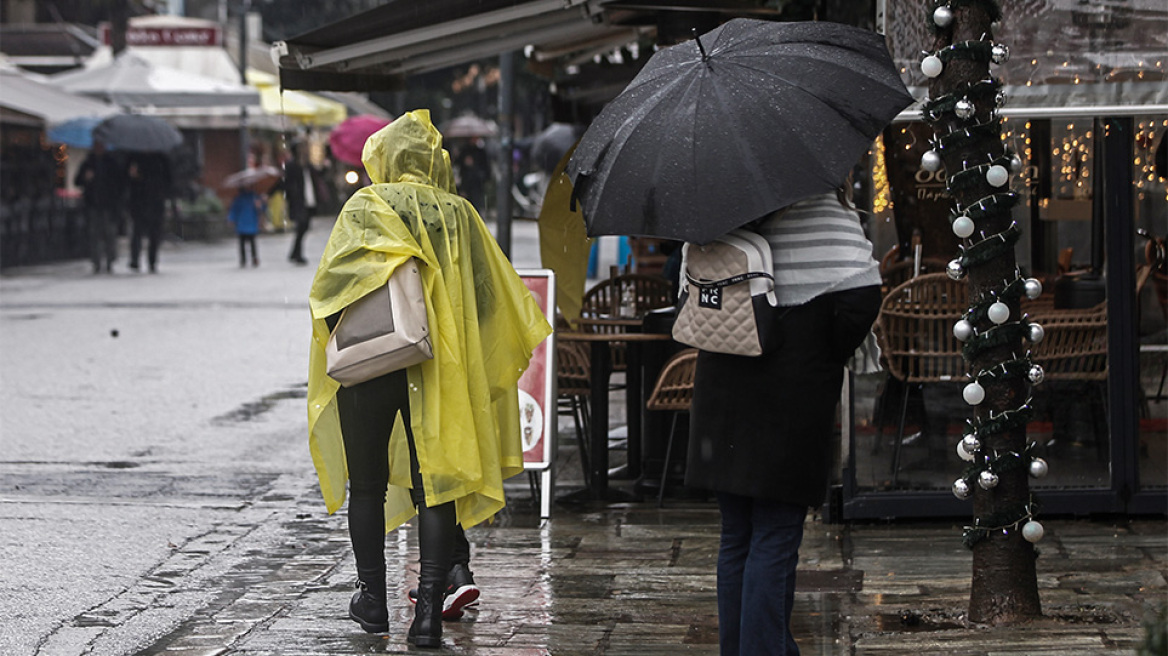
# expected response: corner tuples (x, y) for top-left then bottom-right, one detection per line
(307, 110), (551, 647)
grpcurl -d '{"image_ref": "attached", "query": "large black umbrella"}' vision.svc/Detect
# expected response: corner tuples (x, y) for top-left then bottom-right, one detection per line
(92, 114), (183, 153)
(567, 19), (914, 245)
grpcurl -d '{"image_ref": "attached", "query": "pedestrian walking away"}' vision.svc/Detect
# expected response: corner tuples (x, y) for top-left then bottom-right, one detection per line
(125, 152), (173, 273)
(306, 109), (551, 648)
(226, 184), (267, 267)
(686, 187), (884, 656)
(73, 138), (125, 273)
(280, 142), (318, 265)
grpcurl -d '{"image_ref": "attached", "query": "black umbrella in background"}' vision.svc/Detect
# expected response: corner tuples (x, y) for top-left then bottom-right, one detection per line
(92, 114), (183, 153)
(531, 122), (582, 173)
(567, 19), (914, 245)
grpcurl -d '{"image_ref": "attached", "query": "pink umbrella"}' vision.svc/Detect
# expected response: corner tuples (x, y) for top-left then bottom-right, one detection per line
(329, 114), (391, 166)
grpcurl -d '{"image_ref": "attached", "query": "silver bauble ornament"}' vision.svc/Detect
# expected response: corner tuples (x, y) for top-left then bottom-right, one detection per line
(987, 301), (1010, 325)
(1024, 278), (1043, 299)
(953, 478), (972, 499)
(1022, 520), (1044, 543)
(1029, 457), (1049, 478)
(963, 380), (986, 405)
(991, 43), (1010, 64)
(954, 98), (975, 119)
(1009, 153), (1024, 173)
(1028, 322), (1045, 344)
(986, 164), (1010, 187)
(995, 89), (1008, 107)
(933, 5), (955, 27)
(1028, 364), (1045, 385)
(961, 434), (981, 453)
(953, 319), (974, 342)
(921, 54), (944, 78)
(921, 149), (943, 172)
(946, 258), (966, 280)
(978, 469), (999, 489)
(957, 440), (975, 462)
(952, 215), (975, 238)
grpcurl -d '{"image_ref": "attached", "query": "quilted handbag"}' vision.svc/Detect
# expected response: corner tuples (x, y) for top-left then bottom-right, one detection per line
(672, 229), (779, 356)
(325, 258), (433, 387)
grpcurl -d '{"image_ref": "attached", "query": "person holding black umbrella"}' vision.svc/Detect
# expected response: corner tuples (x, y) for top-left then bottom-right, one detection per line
(125, 152), (173, 273)
(73, 138), (125, 274)
(565, 19), (913, 656)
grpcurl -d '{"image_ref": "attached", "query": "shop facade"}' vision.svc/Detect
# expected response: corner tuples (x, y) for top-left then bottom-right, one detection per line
(837, 0), (1167, 518)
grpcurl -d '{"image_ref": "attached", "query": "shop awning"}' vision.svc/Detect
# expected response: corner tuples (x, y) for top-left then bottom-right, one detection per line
(0, 68), (119, 125)
(247, 69), (348, 127)
(272, 0), (653, 92)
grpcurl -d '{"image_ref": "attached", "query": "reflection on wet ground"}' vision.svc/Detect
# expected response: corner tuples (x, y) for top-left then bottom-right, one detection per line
(142, 482), (1165, 655)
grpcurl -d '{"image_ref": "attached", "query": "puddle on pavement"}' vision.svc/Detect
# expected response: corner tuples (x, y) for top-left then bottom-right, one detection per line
(874, 608), (967, 632)
(213, 386), (306, 424)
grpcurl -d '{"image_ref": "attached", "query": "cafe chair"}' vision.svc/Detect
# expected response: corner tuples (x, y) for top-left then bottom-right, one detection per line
(580, 273), (676, 376)
(1028, 303), (1109, 459)
(645, 348), (698, 507)
(874, 273), (968, 484)
(581, 273), (675, 320)
(556, 338), (593, 486)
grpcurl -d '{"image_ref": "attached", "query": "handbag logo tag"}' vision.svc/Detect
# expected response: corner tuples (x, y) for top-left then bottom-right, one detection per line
(698, 285), (722, 310)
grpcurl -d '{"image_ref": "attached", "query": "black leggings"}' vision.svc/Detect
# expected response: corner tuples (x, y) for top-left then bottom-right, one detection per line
(334, 366), (470, 587)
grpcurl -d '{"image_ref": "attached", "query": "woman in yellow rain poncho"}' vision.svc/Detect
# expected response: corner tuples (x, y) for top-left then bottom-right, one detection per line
(307, 110), (551, 647)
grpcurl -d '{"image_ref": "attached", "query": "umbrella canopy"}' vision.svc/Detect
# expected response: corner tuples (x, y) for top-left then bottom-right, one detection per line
(329, 114), (391, 166)
(440, 114), (498, 139)
(531, 122), (582, 173)
(567, 19), (914, 245)
(221, 165), (282, 191)
(92, 114), (183, 153)
(51, 51), (259, 109)
(47, 115), (106, 148)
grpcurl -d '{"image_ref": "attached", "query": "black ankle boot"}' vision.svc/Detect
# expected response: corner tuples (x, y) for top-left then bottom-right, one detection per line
(348, 580), (388, 633)
(408, 583), (444, 648)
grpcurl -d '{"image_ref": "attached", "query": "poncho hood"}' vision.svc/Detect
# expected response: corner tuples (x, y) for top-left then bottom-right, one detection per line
(308, 109), (551, 531)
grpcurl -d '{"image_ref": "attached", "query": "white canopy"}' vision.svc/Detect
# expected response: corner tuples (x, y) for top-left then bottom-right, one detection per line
(0, 68), (119, 125)
(50, 51), (258, 109)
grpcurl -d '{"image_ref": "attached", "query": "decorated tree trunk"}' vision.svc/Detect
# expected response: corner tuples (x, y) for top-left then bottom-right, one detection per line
(920, 0), (1044, 623)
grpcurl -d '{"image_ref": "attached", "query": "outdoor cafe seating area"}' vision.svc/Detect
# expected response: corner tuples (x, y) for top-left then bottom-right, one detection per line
(548, 237), (1168, 510)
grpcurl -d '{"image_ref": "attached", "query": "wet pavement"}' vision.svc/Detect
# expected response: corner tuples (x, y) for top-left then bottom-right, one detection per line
(1, 221), (1165, 655)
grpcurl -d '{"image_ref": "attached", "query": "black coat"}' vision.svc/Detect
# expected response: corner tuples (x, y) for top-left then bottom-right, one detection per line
(684, 285), (881, 507)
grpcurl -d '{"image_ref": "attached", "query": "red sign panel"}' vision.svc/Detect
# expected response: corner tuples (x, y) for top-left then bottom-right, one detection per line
(101, 25), (222, 47)
(517, 270), (556, 469)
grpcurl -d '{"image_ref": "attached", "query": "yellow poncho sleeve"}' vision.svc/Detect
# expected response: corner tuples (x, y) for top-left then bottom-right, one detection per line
(307, 109), (552, 531)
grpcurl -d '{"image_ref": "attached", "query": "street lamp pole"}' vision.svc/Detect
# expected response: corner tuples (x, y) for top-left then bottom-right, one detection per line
(237, 0), (251, 170)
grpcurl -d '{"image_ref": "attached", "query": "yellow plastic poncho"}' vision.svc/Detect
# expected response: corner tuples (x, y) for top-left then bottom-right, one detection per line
(307, 109), (552, 531)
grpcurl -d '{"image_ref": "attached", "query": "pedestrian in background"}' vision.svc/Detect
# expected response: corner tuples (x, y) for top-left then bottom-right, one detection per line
(685, 184), (883, 656)
(227, 184), (266, 267)
(306, 110), (551, 648)
(281, 142), (317, 265)
(125, 152), (173, 273)
(73, 138), (124, 274)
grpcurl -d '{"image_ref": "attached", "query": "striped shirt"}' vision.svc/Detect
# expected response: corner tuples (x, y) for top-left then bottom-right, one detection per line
(756, 193), (882, 307)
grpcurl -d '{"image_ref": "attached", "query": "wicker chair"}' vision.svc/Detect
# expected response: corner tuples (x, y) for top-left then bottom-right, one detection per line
(580, 273), (675, 373)
(645, 348), (698, 507)
(1028, 303), (1109, 458)
(555, 338), (593, 486)
(581, 273), (675, 319)
(874, 273), (969, 482)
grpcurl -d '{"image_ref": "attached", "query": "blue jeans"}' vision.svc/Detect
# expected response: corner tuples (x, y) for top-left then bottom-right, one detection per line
(717, 493), (807, 656)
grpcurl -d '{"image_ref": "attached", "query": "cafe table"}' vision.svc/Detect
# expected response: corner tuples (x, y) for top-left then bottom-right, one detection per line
(560, 320), (675, 501)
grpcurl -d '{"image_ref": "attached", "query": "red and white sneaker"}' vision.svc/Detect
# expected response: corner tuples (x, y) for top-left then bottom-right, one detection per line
(408, 564), (480, 620)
